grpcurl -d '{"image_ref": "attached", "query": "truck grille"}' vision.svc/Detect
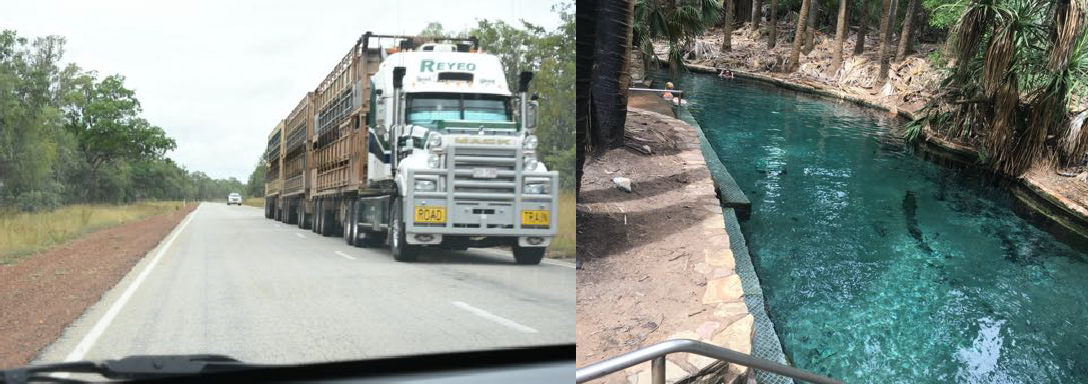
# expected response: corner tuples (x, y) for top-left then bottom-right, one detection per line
(451, 146), (518, 198)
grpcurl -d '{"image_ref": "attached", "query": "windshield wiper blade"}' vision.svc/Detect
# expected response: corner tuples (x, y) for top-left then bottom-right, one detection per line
(2, 354), (266, 383)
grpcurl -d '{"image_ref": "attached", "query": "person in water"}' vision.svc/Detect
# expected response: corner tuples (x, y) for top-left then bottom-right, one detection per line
(662, 82), (675, 100)
(719, 69), (734, 79)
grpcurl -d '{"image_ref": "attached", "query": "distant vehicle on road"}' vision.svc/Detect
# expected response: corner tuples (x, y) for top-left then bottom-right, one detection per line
(227, 193), (242, 205)
(263, 33), (556, 265)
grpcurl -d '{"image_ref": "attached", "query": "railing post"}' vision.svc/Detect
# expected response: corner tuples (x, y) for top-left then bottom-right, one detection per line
(652, 356), (666, 384)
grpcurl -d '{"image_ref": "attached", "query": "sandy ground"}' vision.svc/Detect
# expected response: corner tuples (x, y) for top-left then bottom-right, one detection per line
(577, 93), (754, 384)
(0, 204), (196, 368)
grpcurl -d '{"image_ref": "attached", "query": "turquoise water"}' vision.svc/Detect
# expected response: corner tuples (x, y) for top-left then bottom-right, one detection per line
(653, 72), (1088, 383)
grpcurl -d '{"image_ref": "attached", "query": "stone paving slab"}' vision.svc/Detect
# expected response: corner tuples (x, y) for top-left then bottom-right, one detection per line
(617, 108), (754, 384)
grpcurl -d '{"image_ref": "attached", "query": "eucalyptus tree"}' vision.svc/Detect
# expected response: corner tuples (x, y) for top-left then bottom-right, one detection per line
(831, 0), (851, 74)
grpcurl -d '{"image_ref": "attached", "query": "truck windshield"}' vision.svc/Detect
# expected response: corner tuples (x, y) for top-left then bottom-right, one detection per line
(406, 93), (510, 128)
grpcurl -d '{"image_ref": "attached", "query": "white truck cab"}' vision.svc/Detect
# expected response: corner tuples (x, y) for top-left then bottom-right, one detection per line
(365, 43), (555, 263)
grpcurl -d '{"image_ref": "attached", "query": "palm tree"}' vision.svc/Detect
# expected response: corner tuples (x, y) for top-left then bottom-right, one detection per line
(804, 0), (821, 53)
(752, 0), (763, 37)
(576, 0), (635, 195)
(831, 0), (850, 74)
(789, 0), (813, 71)
(634, 0), (723, 78)
(723, 0), (737, 51)
(768, 0), (779, 48)
(908, 0), (1088, 177)
(853, 0), (870, 55)
(875, 0), (898, 83)
(895, 0), (920, 61)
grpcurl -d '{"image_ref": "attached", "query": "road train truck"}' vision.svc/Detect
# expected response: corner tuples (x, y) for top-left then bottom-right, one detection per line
(264, 33), (556, 264)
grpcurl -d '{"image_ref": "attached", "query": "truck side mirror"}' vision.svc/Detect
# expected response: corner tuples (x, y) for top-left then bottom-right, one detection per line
(527, 100), (539, 132)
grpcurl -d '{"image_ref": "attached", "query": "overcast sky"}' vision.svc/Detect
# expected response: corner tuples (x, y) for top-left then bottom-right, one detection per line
(1, 0), (563, 180)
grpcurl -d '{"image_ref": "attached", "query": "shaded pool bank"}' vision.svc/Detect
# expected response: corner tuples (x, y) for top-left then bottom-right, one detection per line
(655, 71), (1088, 383)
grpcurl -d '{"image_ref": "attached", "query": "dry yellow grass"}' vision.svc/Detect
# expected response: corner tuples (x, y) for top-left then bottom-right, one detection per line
(0, 202), (186, 264)
(243, 197), (264, 208)
(549, 190), (575, 259)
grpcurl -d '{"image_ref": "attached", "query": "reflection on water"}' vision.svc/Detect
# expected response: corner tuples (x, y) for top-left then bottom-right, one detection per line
(653, 71), (1088, 383)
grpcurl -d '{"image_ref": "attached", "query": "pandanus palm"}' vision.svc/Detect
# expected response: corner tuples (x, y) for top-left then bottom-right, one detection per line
(909, 0), (1088, 177)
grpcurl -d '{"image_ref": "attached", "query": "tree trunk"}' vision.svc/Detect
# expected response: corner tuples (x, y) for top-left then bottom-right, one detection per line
(751, 0), (763, 36)
(853, 0), (869, 55)
(575, 0), (597, 196)
(789, 0), (812, 72)
(875, 0), (895, 83)
(723, 0), (736, 51)
(804, 0), (820, 53)
(590, 0), (634, 152)
(830, 0), (849, 75)
(895, 0), (920, 61)
(768, 0), (779, 48)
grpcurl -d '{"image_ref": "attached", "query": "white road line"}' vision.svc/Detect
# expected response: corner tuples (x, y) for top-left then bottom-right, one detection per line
(295, 232), (306, 239)
(63, 204), (200, 362)
(334, 251), (356, 260)
(452, 301), (538, 333)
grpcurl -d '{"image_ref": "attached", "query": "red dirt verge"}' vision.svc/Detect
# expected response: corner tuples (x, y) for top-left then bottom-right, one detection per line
(0, 204), (196, 368)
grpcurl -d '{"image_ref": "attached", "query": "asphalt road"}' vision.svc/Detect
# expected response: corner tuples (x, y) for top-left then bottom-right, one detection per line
(35, 202), (574, 366)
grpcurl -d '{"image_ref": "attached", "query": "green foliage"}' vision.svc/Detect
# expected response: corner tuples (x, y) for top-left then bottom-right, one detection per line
(922, 0), (970, 29)
(0, 29), (248, 211)
(419, 22), (444, 36)
(915, 0), (1088, 175)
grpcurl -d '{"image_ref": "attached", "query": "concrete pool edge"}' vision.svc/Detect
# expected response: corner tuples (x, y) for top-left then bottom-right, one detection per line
(673, 61), (1088, 243)
(673, 105), (798, 384)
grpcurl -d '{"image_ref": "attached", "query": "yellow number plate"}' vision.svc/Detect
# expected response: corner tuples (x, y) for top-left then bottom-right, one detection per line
(521, 210), (550, 225)
(414, 207), (446, 223)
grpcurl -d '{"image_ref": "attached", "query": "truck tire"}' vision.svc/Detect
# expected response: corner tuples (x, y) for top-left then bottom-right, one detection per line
(390, 198), (418, 262)
(314, 199), (323, 234)
(512, 245), (545, 265)
(286, 199), (297, 224)
(344, 200), (356, 246)
(321, 207), (335, 237)
(298, 201), (309, 230)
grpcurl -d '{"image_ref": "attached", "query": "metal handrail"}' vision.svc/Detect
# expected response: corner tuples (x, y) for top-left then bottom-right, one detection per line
(576, 339), (842, 384)
(629, 87), (684, 104)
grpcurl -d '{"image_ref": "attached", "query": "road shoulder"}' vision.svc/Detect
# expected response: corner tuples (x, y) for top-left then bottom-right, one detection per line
(0, 203), (198, 368)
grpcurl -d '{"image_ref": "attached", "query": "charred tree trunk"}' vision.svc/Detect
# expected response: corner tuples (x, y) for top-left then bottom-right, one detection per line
(768, 0), (779, 48)
(789, 0), (812, 71)
(853, 0), (869, 55)
(590, 0), (634, 152)
(575, 0), (596, 196)
(895, 0), (920, 61)
(830, 0), (849, 74)
(723, 0), (736, 51)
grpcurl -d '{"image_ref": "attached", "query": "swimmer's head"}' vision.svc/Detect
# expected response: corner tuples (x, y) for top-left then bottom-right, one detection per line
(666, 82), (674, 89)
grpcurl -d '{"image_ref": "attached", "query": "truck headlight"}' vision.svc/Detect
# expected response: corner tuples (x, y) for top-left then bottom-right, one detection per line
(427, 132), (443, 149)
(523, 182), (549, 195)
(414, 179), (437, 192)
(428, 154), (443, 169)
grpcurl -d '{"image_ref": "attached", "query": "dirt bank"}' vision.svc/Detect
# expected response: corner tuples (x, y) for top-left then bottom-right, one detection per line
(0, 204), (196, 368)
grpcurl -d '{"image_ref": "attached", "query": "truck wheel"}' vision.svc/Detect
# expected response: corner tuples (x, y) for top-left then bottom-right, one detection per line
(344, 201), (356, 246)
(314, 199), (323, 234)
(391, 198), (418, 262)
(321, 207), (335, 237)
(512, 245), (545, 265)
